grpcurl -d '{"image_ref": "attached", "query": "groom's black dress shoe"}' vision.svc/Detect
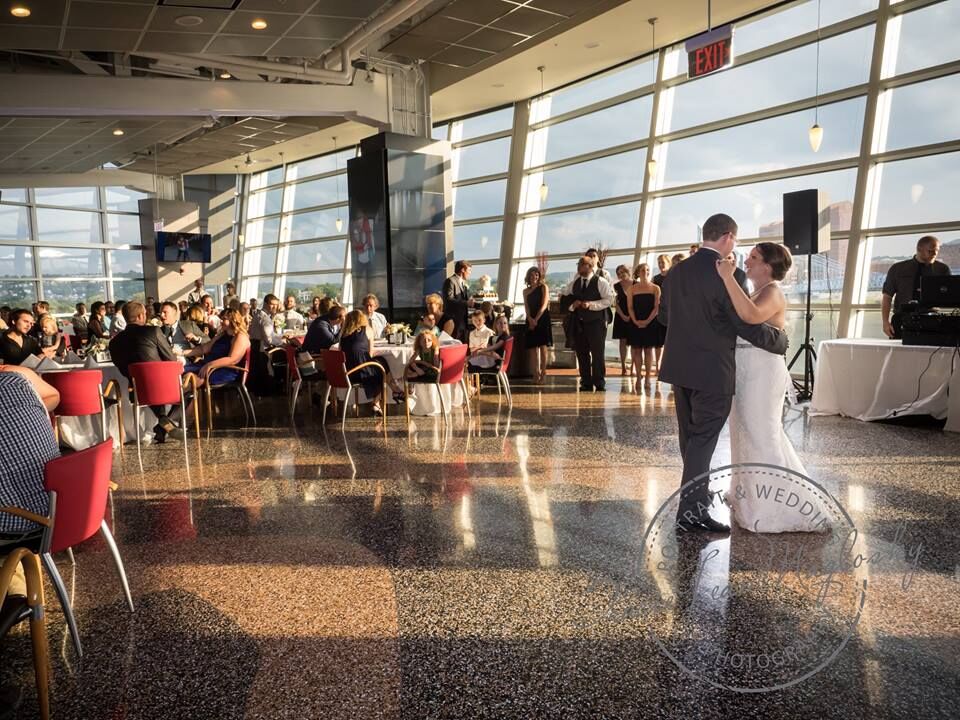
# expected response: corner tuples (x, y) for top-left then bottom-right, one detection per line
(677, 516), (730, 533)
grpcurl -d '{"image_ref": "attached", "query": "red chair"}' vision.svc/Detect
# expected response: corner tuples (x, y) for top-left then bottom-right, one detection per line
(284, 344), (325, 419)
(0, 440), (133, 659)
(42, 369), (109, 447)
(319, 349), (387, 430)
(129, 361), (198, 469)
(470, 336), (514, 408)
(203, 347), (256, 431)
(406, 344), (472, 426)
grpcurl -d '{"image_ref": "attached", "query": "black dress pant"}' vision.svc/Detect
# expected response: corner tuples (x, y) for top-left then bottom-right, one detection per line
(673, 385), (732, 522)
(574, 319), (607, 389)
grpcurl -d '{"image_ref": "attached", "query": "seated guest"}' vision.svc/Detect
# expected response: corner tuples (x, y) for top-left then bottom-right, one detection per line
(488, 314), (511, 364)
(307, 296), (324, 322)
(103, 301), (115, 333)
(414, 312), (440, 337)
(36, 314), (67, 360)
(108, 301), (181, 442)
(27, 301), (50, 341)
(72, 303), (89, 344)
(480, 301), (495, 329)
(178, 300), (189, 315)
(249, 294), (282, 349)
(185, 304), (210, 337)
(0, 309), (42, 365)
(87, 301), (109, 343)
(281, 294), (305, 331)
(467, 309), (497, 372)
(423, 293), (453, 337)
(202, 295), (222, 332)
(0, 306), (10, 328)
(404, 330), (441, 383)
(302, 305), (344, 354)
(110, 300), (127, 338)
(362, 294), (388, 339)
(339, 310), (404, 415)
(0, 365), (60, 548)
(160, 301), (201, 352)
(183, 308), (250, 389)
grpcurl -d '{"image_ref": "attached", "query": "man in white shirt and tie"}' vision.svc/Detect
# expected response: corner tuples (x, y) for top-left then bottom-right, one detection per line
(564, 256), (615, 391)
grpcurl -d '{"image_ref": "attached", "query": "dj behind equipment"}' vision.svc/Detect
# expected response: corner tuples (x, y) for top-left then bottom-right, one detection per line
(900, 276), (960, 347)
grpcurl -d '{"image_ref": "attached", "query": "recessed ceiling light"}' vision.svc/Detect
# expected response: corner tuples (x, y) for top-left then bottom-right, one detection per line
(585, 41), (600, 49)
(175, 15), (204, 27)
(219, 70), (232, 79)
(492, 83), (504, 88)
(113, 128), (124, 136)
(10, 6), (30, 18)
(251, 18), (268, 30)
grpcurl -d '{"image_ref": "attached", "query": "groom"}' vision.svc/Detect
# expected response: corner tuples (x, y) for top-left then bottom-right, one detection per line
(659, 213), (788, 532)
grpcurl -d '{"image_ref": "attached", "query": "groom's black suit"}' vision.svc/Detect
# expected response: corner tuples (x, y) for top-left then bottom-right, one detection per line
(659, 246), (788, 524)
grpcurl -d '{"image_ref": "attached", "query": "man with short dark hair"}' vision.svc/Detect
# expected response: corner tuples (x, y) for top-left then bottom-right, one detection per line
(881, 235), (951, 339)
(72, 302), (89, 344)
(563, 256), (615, 391)
(442, 260), (474, 341)
(584, 248), (611, 281)
(303, 305), (345, 354)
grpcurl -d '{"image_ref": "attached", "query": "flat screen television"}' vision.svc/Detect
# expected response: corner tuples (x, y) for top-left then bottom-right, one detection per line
(155, 231), (211, 263)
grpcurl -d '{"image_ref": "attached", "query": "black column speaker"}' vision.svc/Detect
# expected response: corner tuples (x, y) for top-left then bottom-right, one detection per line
(783, 189), (830, 255)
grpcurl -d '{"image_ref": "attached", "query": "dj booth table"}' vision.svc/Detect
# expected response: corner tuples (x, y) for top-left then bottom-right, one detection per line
(810, 338), (960, 432)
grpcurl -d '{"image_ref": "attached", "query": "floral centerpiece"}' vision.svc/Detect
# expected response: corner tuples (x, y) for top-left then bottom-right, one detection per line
(384, 323), (413, 344)
(273, 314), (286, 333)
(148, 318), (162, 327)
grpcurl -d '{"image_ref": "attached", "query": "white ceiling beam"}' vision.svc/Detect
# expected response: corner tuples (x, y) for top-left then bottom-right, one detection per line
(0, 73), (390, 127)
(0, 169), (162, 191)
(61, 51), (110, 76)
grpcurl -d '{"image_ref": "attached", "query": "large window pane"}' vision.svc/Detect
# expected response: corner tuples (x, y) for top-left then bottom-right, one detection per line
(242, 246), (277, 277)
(244, 217), (281, 247)
(105, 187), (149, 212)
(669, 26), (874, 130)
(42, 280), (107, 313)
(655, 168), (856, 242)
(286, 175), (342, 211)
(283, 240), (346, 271)
(786, 308), (840, 350)
(452, 179), (507, 220)
(111, 279), (145, 303)
(288, 207), (346, 242)
(0, 189), (27, 204)
(0, 205), (30, 241)
(283, 273), (344, 302)
(34, 187), (99, 209)
(664, 97), (865, 188)
(457, 108), (513, 140)
(0, 245), (33, 278)
(250, 167), (284, 190)
(779, 239), (848, 305)
(452, 221), (502, 261)
(109, 249), (144, 278)
(240, 276), (275, 302)
(870, 151), (960, 228)
(464, 263), (499, 295)
(525, 150), (645, 211)
(433, 124), (449, 141)
(884, 74), (960, 151)
(532, 96), (651, 165)
(246, 187), (283, 219)
(735, 0), (877, 57)
(38, 247), (104, 277)
(517, 202), (640, 257)
(454, 137), (511, 180)
(0, 280), (37, 307)
(106, 213), (142, 245)
(285, 149), (354, 183)
(894, 0), (960, 76)
(35, 209), (102, 244)
(545, 57), (655, 119)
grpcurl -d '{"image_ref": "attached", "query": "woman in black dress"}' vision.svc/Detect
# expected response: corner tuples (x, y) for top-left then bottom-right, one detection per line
(522, 267), (552, 384)
(338, 310), (403, 415)
(611, 264), (634, 377)
(627, 263), (661, 390)
(652, 253), (672, 370)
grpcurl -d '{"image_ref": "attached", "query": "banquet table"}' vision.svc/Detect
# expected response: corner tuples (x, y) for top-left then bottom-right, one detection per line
(810, 338), (960, 432)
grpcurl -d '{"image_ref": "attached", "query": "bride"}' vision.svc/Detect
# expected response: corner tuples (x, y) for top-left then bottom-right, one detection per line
(716, 243), (824, 533)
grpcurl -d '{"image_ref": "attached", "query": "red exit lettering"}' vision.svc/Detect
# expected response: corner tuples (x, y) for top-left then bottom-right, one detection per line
(688, 39), (732, 78)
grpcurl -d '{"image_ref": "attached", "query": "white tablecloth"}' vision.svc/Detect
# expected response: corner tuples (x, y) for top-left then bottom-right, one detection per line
(810, 338), (960, 432)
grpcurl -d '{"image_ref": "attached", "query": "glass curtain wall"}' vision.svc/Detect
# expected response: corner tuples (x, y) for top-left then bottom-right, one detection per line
(0, 186), (149, 313)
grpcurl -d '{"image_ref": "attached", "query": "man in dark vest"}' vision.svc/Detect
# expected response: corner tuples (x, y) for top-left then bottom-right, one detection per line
(442, 260), (474, 342)
(563, 256), (615, 391)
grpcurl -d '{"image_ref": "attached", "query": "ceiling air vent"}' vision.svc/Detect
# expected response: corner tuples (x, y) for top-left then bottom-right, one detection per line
(157, 0), (242, 10)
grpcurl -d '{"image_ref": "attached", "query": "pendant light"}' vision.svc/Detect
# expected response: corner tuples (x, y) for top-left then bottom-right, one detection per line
(333, 136), (344, 233)
(647, 18), (659, 177)
(809, 0), (824, 152)
(537, 65), (549, 203)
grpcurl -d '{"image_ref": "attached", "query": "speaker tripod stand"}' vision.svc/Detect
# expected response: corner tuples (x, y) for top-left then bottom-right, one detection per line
(787, 251), (817, 401)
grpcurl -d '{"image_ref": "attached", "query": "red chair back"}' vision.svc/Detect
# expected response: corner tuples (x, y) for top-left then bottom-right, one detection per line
(42, 369), (103, 417)
(500, 336), (515, 373)
(284, 345), (301, 383)
(321, 350), (350, 389)
(43, 440), (113, 554)
(438, 344), (469, 385)
(129, 361), (183, 406)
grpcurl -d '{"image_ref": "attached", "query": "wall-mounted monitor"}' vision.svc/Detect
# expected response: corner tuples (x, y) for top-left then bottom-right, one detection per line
(155, 231), (211, 263)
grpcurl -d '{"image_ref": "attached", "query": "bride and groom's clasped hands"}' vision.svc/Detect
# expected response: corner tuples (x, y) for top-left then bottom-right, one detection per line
(659, 213), (827, 535)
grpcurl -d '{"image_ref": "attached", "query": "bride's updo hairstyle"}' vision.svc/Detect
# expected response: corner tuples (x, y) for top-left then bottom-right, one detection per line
(755, 242), (793, 281)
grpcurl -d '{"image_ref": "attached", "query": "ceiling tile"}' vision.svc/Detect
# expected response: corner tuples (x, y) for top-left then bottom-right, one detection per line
(62, 29), (142, 51)
(286, 14), (358, 39)
(0, 26), (62, 49)
(204, 34), (275, 54)
(148, 7), (230, 33)
(309, 0), (384, 18)
(409, 14), (477, 43)
(0, 0), (67, 26)
(380, 33), (447, 59)
(442, 0), (514, 25)
(219, 11), (299, 35)
(238, 0), (318, 11)
(527, 0), (588, 16)
(430, 45), (494, 68)
(137, 31), (216, 52)
(267, 37), (337, 57)
(68, 2), (154, 29)
(160, 0), (237, 7)
(492, 6), (561, 34)
(459, 26), (526, 52)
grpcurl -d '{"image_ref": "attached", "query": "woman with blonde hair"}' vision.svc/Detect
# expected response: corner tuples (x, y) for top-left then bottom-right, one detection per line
(627, 263), (661, 388)
(339, 309), (404, 414)
(37, 314), (67, 360)
(183, 307), (250, 389)
(424, 293), (454, 337)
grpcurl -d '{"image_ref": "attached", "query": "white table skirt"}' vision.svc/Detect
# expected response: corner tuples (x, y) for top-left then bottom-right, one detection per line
(810, 338), (960, 432)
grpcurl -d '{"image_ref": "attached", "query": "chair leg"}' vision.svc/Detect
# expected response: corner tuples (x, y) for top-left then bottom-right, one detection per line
(321, 385), (331, 425)
(205, 385), (213, 431)
(241, 385), (257, 427)
(238, 387), (250, 425)
(404, 380), (411, 427)
(436, 383), (448, 426)
(23, 553), (50, 720)
(180, 395), (191, 471)
(100, 410), (108, 447)
(192, 392), (201, 441)
(100, 520), (135, 612)
(460, 378), (472, 418)
(116, 401), (125, 455)
(341, 386), (352, 431)
(66, 547), (75, 566)
(134, 403), (144, 473)
(290, 379), (302, 418)
(501, 371), (513, 407)
(40, 553), (82, 658)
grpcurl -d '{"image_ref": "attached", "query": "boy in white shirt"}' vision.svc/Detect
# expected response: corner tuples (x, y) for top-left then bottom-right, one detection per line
(467, 309), (497, 371)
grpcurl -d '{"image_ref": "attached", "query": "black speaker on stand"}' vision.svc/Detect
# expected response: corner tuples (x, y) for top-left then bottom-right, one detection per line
(783, 189), (830, 402)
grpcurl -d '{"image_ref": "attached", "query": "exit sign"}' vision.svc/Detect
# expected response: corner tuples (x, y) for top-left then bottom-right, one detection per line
(686, 24), (733, 78)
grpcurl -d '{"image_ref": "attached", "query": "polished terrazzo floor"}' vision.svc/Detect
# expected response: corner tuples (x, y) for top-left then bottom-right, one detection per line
(2, 376), (959, 719)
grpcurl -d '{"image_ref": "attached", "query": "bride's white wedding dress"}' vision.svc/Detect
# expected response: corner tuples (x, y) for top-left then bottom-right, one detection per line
(726, 285), (828, 533)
